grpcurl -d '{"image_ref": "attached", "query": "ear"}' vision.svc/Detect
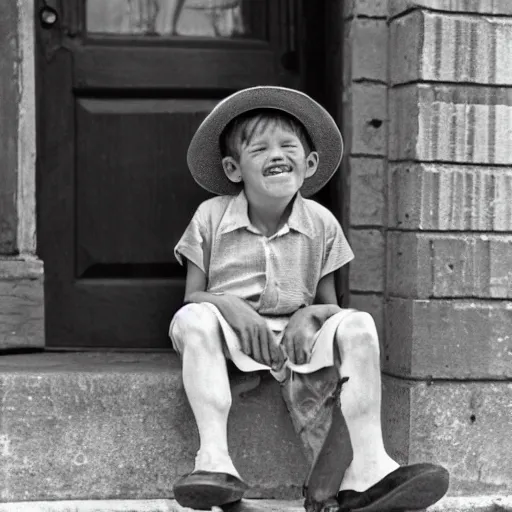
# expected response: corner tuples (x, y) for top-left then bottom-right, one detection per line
(305, 151), (319, 179)
(222, 156), (243, 183)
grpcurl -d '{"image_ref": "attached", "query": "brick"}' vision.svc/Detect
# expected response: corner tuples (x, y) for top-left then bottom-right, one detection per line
(389, 84), (512, 164)
(0, 281), (44, 350)
(390, 0), (512, 17)
(349, 293), (384, 343)
(0, 353), (307, 501)
(391, 11), (512, 86)
(382, 376), (512, 496)
(344, 0), (389, 18)
(384, 298), (512, 379)
(345, 19), (388, 82)
(349, 157), (386, 227)
(0, 257), (44, 280)
(388, 232), (512, 299)
(388, 163), (512, 231)
(345, 84), (388, 156)
(349, 229), (385, 292)
(0, 258), (44, 350)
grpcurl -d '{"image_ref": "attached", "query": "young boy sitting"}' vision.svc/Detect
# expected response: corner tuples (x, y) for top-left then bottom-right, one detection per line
(169, 86), (449, 511)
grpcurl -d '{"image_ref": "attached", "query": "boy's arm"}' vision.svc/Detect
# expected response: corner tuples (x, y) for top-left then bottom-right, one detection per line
(183, 259), (241, 310)
(184, 260), (208, 301)
(312, 272), (342, 318)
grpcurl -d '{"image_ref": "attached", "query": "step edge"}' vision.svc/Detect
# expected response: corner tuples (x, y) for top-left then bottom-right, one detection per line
(0, 496), (510, 512)
(0, 500), (304, 512)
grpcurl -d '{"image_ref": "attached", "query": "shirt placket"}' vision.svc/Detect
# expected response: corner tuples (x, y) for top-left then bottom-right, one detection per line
(260, 236), (280, 312)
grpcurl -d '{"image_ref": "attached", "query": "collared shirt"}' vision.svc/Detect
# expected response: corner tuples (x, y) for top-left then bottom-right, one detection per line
(174, 190), (354, 331)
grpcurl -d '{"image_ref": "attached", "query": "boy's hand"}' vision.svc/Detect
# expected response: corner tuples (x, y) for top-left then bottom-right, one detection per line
(282, 305), (342, 365)
(214, 294), (285, 371)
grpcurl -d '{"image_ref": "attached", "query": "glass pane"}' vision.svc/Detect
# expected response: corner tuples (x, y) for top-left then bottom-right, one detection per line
(86, 0), (267, 39)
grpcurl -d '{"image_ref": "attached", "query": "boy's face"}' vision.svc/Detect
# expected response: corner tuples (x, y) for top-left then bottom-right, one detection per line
(222, 123), (319, 201)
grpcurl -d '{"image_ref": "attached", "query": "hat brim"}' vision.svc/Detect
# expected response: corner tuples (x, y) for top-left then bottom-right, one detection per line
(187, 86), (344, 197)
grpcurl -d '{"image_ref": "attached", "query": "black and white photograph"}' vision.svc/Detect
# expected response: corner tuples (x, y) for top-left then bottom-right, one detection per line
(0, 1), (511, 511)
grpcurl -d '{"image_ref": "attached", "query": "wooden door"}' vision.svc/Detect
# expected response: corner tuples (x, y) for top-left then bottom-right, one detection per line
(36, 0), (337, 349)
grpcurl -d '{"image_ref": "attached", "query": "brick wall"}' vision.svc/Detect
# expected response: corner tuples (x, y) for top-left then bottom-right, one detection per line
(343, 0), (512, 496)
(345, 0), (512, 497)
(343, 0), (389, 341)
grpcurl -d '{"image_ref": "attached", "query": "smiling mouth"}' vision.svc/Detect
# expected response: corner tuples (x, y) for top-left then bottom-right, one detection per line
(263, 165), (292, 177)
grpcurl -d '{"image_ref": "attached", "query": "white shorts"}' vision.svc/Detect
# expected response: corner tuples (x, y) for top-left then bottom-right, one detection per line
(169, 302), (356, 380)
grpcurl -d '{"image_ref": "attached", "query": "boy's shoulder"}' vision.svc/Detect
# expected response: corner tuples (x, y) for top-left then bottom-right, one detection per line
(192, 194), (234, 226)
(301, 196), (341, 229)
(196, 194), (232, 212)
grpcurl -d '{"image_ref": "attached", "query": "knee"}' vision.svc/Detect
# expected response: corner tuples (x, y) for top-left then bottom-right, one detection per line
(171, 303), (222, 355)
(337, 311), (380, 359)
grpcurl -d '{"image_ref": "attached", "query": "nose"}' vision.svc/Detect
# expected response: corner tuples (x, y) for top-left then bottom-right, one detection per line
(268, 145), (286, 161)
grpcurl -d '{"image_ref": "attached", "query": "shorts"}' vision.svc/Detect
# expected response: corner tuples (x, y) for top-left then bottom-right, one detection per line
(169, 302), (356, 381)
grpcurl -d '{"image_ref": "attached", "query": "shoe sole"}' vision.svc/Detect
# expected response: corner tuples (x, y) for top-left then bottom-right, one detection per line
(351, 466), (449, 512)
(174, 482), (246, 510)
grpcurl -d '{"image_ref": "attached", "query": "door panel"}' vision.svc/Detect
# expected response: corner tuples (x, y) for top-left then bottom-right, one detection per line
(74, 45), (276, 90)
(75, 98), (216, 279)
(37, 0), (334, 349)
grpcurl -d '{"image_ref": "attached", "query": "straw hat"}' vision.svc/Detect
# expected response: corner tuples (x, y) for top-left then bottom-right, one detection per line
(187, 86), (344, 197)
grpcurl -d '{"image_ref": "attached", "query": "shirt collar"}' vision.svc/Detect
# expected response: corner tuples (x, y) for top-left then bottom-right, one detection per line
(218, 189), (315, 239)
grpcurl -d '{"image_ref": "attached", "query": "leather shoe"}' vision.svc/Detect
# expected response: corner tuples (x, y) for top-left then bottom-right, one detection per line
(173, 470), (249, 510)
(336, 463), (449, 511)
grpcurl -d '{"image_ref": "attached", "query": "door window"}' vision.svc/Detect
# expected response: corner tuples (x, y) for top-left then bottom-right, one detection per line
(86, 0), (267, 39)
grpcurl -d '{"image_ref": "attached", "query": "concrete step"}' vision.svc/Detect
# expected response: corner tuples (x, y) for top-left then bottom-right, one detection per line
(0, 353), (307, 503)
(0, 354), (510, 512)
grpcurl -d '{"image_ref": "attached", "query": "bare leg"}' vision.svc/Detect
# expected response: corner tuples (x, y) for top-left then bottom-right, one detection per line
(171, 303), (241, 478)
(335, 311), (399, 491)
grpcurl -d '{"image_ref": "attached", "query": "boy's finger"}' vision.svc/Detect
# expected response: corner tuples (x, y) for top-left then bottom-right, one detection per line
(283, 335), (296, 364)
(259, 328), (272, 367)
(239, 328), (252, 356)
(251, 327), (262, 364)
(270, 337), (284, 367)
(295, 344), (307, 365)
(295, 334), (309, 364)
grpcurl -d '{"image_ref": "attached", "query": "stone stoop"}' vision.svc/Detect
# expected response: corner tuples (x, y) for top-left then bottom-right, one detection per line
(0, 354), (510, 512)
(0, 353), (307, 503)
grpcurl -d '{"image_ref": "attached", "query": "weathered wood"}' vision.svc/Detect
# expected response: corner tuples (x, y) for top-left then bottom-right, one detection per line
(0, 1), (20, 254)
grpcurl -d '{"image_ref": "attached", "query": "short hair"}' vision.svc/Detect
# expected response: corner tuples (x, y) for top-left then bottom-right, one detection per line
(219, 108), (314, 161)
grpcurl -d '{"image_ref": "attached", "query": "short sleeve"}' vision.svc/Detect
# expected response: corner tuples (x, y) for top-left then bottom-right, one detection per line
(174, 204), (211, 274)
(321, 218), (354, 278)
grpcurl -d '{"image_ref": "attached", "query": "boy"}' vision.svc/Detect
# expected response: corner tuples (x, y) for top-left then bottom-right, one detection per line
(169, 86), (449, 511)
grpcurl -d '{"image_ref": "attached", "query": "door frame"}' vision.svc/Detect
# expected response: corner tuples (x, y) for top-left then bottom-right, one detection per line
(34, 0), (350, 350)
(301, 0), (349, 307)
